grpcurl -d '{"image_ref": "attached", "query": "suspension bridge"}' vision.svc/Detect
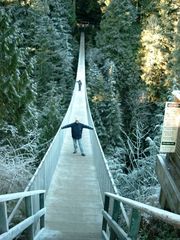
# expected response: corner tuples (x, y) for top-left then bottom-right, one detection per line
(0, 32), (180, 240)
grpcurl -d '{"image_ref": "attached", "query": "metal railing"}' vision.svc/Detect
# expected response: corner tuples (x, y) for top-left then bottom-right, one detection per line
(0, 190), (45, 240)
(102, 192), (180, 240)
(86, 93), (118, 198)
(7, 98), (74, 225)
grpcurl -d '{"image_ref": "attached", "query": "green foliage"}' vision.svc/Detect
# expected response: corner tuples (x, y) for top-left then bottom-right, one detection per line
(95, 0), (142, 132)
(139, 218), (180, 239)
(86, 48), (123, 150)
(86, 0), (165, 213)
(140, 0), (180, 101)
(0, 0), (76, 193)
(89, 0), (179, 160)
(31, 2), (75, 152)
(86, 0), (142, 150)
(171, 19), (180, 89)
(0, 9), (34, 128)
(107, 132), (160, 202)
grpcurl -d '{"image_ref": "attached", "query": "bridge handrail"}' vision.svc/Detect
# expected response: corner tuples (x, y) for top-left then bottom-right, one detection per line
(25, 95), (74, 193)
(102, 192), (180, 240)
(0, 190), (45, 202)
(85, 93), (118, 198)
(0, 190), (45, 240)
(8, 90), (75, 225)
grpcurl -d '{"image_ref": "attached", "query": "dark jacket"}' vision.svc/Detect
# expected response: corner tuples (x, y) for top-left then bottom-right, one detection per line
(61, 122), (93, 139)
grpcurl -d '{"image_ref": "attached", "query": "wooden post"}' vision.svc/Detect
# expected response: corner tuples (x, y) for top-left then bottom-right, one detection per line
(102, 195), (110, 233)
(25, 196), (34, 240)
(128, 208), (141, 240)
(110, 199), (121, 240)
(39, 193), (45, 229)
(0, 202), (9, 234)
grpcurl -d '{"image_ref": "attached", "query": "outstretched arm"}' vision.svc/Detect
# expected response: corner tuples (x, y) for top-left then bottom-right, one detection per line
(82, 124), (93, 130)
(61, 123), (73, 129)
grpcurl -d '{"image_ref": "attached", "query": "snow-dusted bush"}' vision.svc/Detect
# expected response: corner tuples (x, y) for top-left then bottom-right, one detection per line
(107, 123), (161, 205)
(0, 149), (33, 194)
(0, 124), (38, 194)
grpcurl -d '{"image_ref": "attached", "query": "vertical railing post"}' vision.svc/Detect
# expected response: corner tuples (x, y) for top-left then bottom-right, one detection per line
(102, 195), (110, 233)
(0, 202), (9, 234)
(128, 208), (141, 240)
(25, 196), (34, 240)
(110, 199), (121, 240)
(39, 193), (45, 229)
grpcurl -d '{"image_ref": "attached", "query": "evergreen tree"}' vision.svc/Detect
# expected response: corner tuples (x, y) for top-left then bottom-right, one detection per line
(0, 6), (38, 194)
(32, 1), (75, 152)
(172, 20), (180, 89)
(86, 47), (123, 151)
(95, 0), (141, 130)
(0, 0), (76, 193)
(140, 0), (180, 100)
(87, 0), (141, 144)
(0, 8), (34, 131)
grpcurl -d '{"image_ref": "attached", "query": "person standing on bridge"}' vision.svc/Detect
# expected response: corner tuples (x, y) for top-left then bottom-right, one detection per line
(61, 119), (93, 156)
(77, 80), (82, 91)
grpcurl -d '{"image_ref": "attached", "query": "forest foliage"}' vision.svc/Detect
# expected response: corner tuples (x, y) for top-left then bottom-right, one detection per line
(0, 0), (179, 210)
(0, 1), (179, 238)
(0, 0), (77, 193)
(86, 0), (180, 201)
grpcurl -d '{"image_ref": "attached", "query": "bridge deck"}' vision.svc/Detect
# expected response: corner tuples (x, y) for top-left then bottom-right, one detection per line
(44, 129), (103, 239)
(37, 33), (103, 240)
